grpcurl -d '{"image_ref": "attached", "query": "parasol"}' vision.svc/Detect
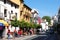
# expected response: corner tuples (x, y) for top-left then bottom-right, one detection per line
(0, 20), (9, 27)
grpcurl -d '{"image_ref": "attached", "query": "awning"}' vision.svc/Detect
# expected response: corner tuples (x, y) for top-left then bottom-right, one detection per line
(0, 20), (9, 27)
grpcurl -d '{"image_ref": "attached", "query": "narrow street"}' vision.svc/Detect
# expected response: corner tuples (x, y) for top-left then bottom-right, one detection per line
(0, 32), (60, 40)
(0, 0), (60, 40)
(32, 33), (59, 40)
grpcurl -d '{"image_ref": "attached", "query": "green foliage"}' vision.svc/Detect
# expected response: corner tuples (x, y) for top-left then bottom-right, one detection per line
(18, 20), (25, 28)
(36, 24), (42, 29)
(11, 19), (42, 29)
(32, 23), (38, 28)
(11, 18), (20, 27)
(18, 20), (29, 28)
(42, 16), (51, 24)
(29, 23), (42, 28)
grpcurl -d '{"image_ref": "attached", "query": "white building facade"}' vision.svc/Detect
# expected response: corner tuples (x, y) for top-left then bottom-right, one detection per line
(31, 9), (39, 24)
(0, 0), (19, 38)
(0, 0), (19, 23)
(41, 19), (48, 31)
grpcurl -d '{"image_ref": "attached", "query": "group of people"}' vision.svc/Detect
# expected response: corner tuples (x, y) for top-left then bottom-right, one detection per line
(7, 27), (34, 39)
(0, 23), (35, 39)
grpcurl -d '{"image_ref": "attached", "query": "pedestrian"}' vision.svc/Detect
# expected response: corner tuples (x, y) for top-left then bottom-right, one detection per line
(23, 28), (27, 35)
(0, 28), (3, 39)
(7, 29), (10, 39)
(14, 29), (18, 37)
(30, 29), (32, 35)
(18, 29), (21, 37)
(18, 29), (23, 37)
(0, 25), (5, 39)
(27, 28), (30, 35)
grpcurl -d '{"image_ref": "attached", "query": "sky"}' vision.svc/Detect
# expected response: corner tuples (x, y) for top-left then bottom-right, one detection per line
(24, 0), (60, 18)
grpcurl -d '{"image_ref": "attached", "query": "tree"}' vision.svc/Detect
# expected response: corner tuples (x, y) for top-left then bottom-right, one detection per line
(42, 16), (51, 24)
(11, 18), (20, 28)
(18, 20), (30, 29)
(36, 24), (42, 29)
(18, 20), (25, 29)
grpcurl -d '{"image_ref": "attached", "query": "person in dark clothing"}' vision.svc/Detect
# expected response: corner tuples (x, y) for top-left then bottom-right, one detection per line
(0, 23), (5, 39)
(0, 30), (3, 38)
(0, 26), (5, 39)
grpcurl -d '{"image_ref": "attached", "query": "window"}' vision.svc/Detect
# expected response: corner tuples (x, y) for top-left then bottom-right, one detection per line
(20, 11), (22, 16)
(26, 16), (28, 20)
(4, 0), (6, 4)
(11, 3), (13, 7)
(15, 5), (18, 8)
(15, 5), (16, 8)
(11, 10), (13, 14)
(15, 13), (17, 18)
(4, 9), (7, 17)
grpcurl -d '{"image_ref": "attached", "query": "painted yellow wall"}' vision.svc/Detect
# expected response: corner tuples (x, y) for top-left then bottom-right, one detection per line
(10, 0), (31, 23)
(10, 0), (20, 20)
(10, 0), (20, 5)
(20, 5), (31, 23)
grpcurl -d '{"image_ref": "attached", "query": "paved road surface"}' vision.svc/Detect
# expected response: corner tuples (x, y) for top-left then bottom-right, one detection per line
(32, 33), (59, 40)
(0, 32), (60, 40)
(0, 35), (37, 40)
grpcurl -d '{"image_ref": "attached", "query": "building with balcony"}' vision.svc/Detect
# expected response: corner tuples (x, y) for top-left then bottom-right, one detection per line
(10, 0), (26, 21)
(11, 0), (32, 23)
(0, 0), (19, 24)
(31, 9), (39, 24)
(20, 4), (32, 22)
(10, 0), (21, 20)
(0, 0), (19, 38)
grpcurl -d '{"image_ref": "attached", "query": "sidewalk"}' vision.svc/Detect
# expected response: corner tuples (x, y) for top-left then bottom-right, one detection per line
(2, 35), (37, 40)
(16, 35), (37, 40)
